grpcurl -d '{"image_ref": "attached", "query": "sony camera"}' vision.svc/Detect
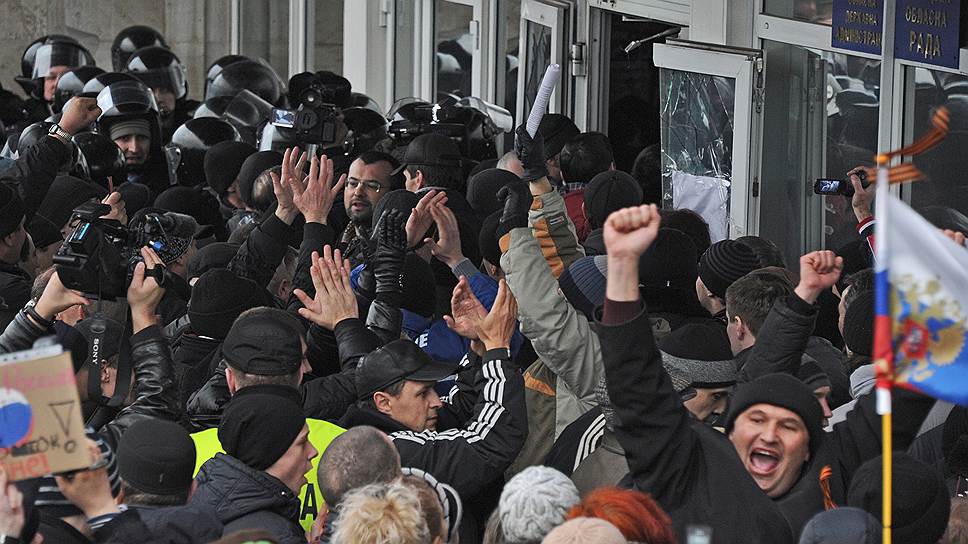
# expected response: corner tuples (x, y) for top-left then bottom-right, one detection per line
(269, 80), (341, 146)
(813, 170), (868, 197)
(53, 201), (172, 299)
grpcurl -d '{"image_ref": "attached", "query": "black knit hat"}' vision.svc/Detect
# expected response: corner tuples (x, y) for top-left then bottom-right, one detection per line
(218, 384), (306, 471)
(35, 175), (106, 229)
(118, 419), (196, 495)
(843, 289), (874, 357)
(726, 373), (824, 458)
(186, 241), (240, 280)
(26, 214), (63, 250)
(558, 255), (608, 320)
(467, 168), (517, 217)
(698, 239), (762, 299)
(371, 189), (419, 231)
(204, 140), (256, 195)
(221, 308), (304, 375)
(115, 181), (155, 215)
(639, 228), (698, 291)
(0, 184), (25, 239)
(153, 186), (224, 230)
(847, 453), (949, 544)
(657, 322), (735, 392)
(237, 150), (283, 208)
(402, 253), (437, 318)
(356, 339), (457, 400)
(797, 359), (831, 392)
(189, 269), (273, 340)
(537, 114), (580, 159)
(583, 170), (643, 229)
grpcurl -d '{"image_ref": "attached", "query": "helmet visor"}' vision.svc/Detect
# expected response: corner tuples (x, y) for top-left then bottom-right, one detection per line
(129, 65), (186, 99)
(32, 43), (92, 79)
(96, 81), (159, 118)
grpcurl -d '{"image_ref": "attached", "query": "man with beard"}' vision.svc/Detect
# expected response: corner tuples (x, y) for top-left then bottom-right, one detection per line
(339, 150), (400, 258)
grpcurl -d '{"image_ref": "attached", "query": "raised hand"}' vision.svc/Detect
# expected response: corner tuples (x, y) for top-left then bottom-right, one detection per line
(603, 204), (661, 260)
(0, 467), (25, 538)
(54, 438), (119, 519)
(372, 209), (407, 302)
(941, 229), (967, 247)
(475, 279), (518, 351)
(495, 180), (532, 239)
(290, 153), (346, 224)
(274, 147), (308, 224)
(424, 204), (464, 267)
(128, 246), (167, 331)
(443, 276), (488, 340)
(848, 166), (876, 222)
(294, 246), (359, 330)
(514, 124), (548, 182)
(99, 191), (127, 225)
(794, 250), (844, 304)
(34, 269), (91, 322)
(406, 189), (448, 248)
(59, 96), (101, 135)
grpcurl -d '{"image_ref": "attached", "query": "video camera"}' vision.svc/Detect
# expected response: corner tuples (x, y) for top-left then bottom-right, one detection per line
(386, 97), (512, 161)
(813, 170), (868, 197)
(269, 77), (341, 146)
(53, 201), (172, 300)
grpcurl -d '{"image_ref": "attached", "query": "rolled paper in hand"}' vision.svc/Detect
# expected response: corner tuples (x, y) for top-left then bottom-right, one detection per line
(526, 64), (561, 137)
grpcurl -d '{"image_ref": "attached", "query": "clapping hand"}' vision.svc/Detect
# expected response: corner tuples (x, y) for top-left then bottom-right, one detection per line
(294, 246), (359, 330)
(444, 276), (488, 341)
(289, 153), (346, 224)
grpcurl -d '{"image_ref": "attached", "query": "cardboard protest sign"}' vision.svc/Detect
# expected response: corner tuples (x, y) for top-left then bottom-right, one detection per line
(0, 346), (89, 481)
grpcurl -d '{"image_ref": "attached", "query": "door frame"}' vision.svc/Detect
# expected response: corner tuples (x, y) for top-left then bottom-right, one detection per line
(653, 39), (764, 239)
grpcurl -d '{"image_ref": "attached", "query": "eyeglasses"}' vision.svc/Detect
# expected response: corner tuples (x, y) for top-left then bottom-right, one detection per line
(347, 178), (385, 193)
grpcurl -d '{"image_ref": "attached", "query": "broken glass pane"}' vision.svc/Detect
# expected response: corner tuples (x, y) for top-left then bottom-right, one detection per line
(659, 69), (735, 241)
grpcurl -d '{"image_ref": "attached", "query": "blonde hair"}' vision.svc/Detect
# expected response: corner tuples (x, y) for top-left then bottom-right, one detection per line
(331, 481), (431, 544)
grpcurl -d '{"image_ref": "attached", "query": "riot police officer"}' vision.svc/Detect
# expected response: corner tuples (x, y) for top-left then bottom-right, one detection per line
(96, 80), (172, 194)
(125, 46), (200, 143)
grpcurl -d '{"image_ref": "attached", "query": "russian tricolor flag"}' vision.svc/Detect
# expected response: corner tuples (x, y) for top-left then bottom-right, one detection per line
(873, 175), (968, 405)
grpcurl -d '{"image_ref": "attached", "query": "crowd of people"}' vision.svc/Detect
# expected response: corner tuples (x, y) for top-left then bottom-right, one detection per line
(0, 24), (966, 544)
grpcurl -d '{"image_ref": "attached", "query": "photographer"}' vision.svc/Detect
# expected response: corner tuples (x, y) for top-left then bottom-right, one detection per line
(0, 97), (101, 328)
(1, 246), (179, 451)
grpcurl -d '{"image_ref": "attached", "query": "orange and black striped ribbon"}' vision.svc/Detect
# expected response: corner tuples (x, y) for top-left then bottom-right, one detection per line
(882, 106), (950, 185)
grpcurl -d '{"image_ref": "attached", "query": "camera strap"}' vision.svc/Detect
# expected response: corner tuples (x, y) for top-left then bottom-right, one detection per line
(83, 312), (134, 429)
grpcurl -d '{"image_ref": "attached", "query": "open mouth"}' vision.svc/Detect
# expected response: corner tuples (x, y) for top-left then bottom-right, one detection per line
(748, 448), (780, 475)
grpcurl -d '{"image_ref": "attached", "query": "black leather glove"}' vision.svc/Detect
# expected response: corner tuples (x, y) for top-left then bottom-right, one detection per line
(371, 209), (407, 305)
(514, 124), (549, 182)
(495, 180), (533, 241)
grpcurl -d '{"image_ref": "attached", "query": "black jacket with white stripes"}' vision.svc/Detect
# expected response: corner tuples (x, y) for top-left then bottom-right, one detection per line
(339, 347), (527, 502)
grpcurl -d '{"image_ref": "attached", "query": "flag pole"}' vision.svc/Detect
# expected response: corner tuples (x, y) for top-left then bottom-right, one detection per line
(873, 153), (892, 544)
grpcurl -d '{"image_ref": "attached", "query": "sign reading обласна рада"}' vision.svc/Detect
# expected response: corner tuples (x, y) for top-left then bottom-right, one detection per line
(894, 0), (961, 68)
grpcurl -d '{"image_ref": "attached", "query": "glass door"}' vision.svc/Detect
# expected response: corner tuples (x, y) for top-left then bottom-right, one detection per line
(654, 40), (764, 242)
(516, 0), (566, 126)
(433, 0), (485, 101)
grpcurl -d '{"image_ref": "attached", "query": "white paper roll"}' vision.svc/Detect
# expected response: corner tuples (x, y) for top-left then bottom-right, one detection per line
(526, 64), (561, 137)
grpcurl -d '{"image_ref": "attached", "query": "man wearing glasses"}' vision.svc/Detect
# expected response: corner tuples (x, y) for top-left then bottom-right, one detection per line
(340, 150), (402, 256)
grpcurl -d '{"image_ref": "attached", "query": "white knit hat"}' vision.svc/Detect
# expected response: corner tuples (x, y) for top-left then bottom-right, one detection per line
(499, 466), (581, 542)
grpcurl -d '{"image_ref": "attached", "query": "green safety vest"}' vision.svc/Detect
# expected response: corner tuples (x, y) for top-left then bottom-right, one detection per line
(191, 418), (345, 534)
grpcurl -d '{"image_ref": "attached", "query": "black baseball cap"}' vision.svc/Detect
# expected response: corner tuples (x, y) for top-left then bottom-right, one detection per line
(356, 339), (457, 400)
(391, 133), (463, 176)
(221, 308), (304, 376)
